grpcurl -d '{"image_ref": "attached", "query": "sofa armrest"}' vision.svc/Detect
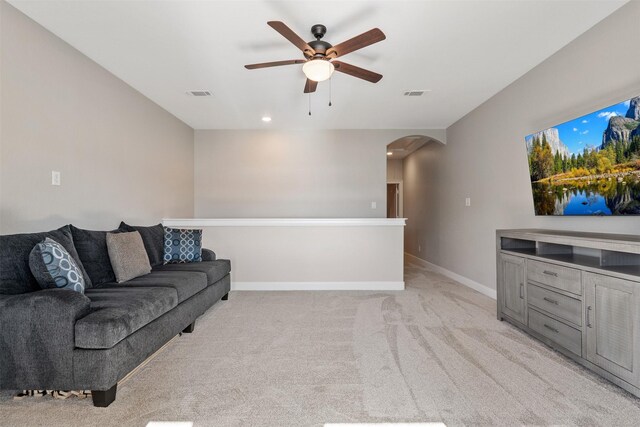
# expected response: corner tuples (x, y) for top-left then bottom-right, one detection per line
(0, 289), (91, 389)
(202, 248), (216, 261)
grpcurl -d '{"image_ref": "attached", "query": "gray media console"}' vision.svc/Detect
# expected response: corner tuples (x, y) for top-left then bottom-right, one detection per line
(496, 229), (640, 397)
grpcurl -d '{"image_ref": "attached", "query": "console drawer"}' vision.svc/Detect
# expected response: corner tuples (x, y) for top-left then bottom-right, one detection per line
(529, 308), (582, 356)
(528, 283), (582, 326)
(527, 259), (582, 295)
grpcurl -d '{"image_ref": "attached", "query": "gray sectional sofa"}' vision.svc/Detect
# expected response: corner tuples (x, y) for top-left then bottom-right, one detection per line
(0, 224), (231, 407)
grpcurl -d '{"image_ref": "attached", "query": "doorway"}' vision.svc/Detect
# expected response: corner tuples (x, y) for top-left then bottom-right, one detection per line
(386, 182), (403, 218)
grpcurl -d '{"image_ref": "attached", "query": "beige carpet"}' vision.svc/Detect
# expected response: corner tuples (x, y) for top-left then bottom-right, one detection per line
(2, 260), (640, 426)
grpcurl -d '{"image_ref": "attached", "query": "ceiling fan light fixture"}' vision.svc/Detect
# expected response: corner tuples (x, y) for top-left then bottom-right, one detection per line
(302, 59), (334, 82)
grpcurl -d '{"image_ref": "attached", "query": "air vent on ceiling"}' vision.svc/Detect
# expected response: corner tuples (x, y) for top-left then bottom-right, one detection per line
(186, 90), (212, 97)
(403, 90), (430, 97)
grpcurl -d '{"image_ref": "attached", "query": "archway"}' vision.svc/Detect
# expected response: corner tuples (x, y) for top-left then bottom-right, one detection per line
(385, 135), (444, 218)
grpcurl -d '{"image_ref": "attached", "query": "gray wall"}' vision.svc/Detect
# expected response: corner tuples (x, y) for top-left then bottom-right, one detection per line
(0, 2), (194, 234)
(194, 129), (444, 218)
(404, 1), (640, 292)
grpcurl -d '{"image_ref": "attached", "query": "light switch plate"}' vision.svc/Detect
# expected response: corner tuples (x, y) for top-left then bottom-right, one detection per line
(371, 201), (377, 209)
(51, 171), (61, 186)
(465, 197), (471, 207)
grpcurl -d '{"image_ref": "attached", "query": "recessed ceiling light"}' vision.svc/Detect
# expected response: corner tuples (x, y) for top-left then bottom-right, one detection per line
(262, 116), (272, 122)
(387, 151), (393, 156)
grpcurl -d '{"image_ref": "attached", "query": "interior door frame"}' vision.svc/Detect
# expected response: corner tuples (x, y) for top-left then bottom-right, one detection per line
(386, 180), (403, 218)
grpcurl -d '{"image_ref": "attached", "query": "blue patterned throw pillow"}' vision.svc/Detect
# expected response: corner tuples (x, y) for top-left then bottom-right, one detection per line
(29, 238), (86, 293)
(163, 227), (202, 264)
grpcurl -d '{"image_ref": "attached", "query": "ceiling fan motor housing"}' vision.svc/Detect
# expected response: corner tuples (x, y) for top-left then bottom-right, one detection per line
(306, 24), (332, 59)
(307, 40), (332, 58)
(311, 24), (327, 39)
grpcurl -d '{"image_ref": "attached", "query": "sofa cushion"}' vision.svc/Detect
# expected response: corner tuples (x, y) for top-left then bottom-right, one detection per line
(119, 222), (164, 267)
(153, 260), (231, 286)
(163, 227), (202, 264)
(70, 225), (118, 286)
(0, 225), (91, 295)
(98, 270), (207, 303)
(76, 287), (178, 349)
(106, 231), (151, 282)
(29, 238), (86, 293)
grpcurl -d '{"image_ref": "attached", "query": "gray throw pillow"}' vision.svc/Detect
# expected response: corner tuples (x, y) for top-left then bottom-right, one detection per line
(106, 231), (151, 283)
(29, 238), (86, 293)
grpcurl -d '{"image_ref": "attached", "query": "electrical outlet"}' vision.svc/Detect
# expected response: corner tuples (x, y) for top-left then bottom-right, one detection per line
(51, 171), (61, 186)
(371, 201), (377, 209)
(465, 197), (471, 207)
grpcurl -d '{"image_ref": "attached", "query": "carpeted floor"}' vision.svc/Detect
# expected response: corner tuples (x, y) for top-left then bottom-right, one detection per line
(2, 259), (640, 426)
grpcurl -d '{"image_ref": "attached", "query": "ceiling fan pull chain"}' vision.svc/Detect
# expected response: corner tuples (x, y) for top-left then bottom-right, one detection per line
(329, 77), (332, 107)
(308, 92), (311, 116)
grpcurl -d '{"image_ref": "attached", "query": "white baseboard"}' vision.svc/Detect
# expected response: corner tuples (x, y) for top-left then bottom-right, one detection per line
(404, 252), (497, 300)
(231, 281), (405, 291)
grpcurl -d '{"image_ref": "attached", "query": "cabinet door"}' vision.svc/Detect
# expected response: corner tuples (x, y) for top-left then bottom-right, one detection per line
(585, 272), (640, 386)
(499, 253), (526, 324)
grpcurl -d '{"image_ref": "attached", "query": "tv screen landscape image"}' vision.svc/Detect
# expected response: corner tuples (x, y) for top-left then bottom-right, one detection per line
(526, 95), (640, 216)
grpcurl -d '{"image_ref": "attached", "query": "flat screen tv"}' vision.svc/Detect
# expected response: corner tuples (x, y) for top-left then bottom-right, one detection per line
(526, 95), (640, 216)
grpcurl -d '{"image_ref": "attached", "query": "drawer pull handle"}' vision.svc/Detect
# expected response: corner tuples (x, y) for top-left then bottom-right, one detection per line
(543, 270), (558, 277)
(543, 297), (559, 305)
(587, 305), (592, 328)
(543, 324), (559, 333)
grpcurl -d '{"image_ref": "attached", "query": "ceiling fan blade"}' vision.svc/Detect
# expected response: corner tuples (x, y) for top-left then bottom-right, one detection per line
(245, 59), (306, 70)
(326, 28), (385, 58)
(267, 21), (315, 55)
(304, 79), (318, 93)
(333, 61), (382, 83)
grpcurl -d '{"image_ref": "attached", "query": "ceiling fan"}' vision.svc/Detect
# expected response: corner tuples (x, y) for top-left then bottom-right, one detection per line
(245, 21), (386, 93)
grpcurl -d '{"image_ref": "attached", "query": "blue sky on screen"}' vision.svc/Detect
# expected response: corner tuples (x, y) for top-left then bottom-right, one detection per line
(526, 99), (631, 156)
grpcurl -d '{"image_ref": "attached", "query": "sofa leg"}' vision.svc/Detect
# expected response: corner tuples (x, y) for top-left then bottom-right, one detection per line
(92, 384), (117, 407)
(182, 321), (196, 333)
(221, 293), (229, 301)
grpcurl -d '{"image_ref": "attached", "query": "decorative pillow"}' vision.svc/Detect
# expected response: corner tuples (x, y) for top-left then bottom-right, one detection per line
(29, 238), (86, 293)
(1, 225), (91, 295)
(118, 222), (164, 267)
(163, 227), (202, 264)
(106, 231), (152, 283)
(70, 225), (118, 285)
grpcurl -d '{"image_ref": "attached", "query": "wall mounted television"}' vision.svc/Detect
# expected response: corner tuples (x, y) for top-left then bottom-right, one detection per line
(525, 95), (640, 216)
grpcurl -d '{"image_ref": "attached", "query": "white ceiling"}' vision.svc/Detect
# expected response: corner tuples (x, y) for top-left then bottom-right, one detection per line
(9, 0), (627, 130)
